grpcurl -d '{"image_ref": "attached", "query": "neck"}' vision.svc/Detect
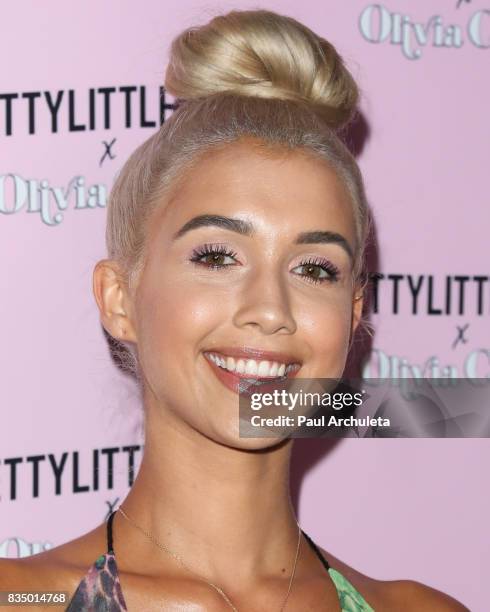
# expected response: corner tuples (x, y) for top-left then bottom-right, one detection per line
(119, 400), (300, 583)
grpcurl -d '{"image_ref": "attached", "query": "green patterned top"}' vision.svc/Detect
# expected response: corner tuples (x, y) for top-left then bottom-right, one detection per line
(302, 529), (375, 611)
(328, 567), (375, 611)
(65, 512), (376, 611)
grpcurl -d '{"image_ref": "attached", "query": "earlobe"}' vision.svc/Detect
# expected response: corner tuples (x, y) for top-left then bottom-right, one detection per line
(92, 260), (138, 344)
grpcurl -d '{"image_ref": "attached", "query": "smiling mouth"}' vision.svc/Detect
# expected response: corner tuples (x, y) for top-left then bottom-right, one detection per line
(203, 351), (301, 378)
(203, 350), (302, 396)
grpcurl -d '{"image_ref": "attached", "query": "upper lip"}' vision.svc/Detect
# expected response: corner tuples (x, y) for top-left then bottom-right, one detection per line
(203, 346), (302, 365)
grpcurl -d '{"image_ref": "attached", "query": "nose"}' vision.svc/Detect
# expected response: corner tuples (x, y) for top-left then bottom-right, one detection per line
(232, 267), (297, 335)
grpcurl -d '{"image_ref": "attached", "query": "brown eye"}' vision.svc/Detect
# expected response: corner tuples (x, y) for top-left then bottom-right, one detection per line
(190, 244), (239, 268)
(204, 253), (226, 265)
(304, 265), (323, 279)
(292, 258), (340, 284)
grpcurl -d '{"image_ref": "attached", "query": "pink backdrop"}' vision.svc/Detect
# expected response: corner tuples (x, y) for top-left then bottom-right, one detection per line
(1, 1), (488, 610)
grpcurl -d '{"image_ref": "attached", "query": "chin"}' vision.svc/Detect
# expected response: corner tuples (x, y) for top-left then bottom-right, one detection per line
(205, 423), (291, 452)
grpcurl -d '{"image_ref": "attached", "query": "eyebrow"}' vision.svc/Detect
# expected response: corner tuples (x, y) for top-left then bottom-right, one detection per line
(172, 214), (354, 260)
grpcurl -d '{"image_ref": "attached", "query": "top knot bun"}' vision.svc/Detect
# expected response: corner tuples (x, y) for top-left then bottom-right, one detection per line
(164, 9), (359, 129)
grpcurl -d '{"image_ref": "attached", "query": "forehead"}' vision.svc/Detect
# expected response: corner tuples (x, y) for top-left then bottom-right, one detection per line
(153, 139), (356, 244)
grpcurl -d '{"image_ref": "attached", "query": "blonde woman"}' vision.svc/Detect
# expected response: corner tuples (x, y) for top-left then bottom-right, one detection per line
(1, 9), (468, 611)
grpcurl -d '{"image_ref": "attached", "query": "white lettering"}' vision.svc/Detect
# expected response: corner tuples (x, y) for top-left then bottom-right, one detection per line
(359, 5), (489, 58)
(0, 174), (27, 214)
(0, 173), (106, 224)
(359, 5), (392, 43)
(468, 10), (490, 48)
(465, 349), (490, 378)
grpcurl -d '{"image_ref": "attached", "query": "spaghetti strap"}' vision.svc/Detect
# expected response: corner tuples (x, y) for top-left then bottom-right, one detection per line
(301, 529), (330, 573)
(106, 510), (117, 554)
(67, 520), (373, 611)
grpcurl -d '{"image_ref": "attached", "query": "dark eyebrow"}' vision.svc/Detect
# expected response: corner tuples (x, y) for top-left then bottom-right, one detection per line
(172, 214), (253, 240)
(172, 214), (353, 260)
(295, 230), (354, 261)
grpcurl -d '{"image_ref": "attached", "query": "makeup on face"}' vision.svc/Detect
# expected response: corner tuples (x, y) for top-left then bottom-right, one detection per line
(170, 213), (354, 292)
(136, 146), (359, 444)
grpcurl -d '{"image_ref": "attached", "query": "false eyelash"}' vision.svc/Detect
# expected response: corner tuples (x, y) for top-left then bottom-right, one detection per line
(189, 244), (239, 267)
(189, 245), (340, 283)
(296, 257), (340, 283)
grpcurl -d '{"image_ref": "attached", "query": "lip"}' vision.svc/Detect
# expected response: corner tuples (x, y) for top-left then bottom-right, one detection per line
(202, 349), (301, 397)
(203, 346), (302, 366)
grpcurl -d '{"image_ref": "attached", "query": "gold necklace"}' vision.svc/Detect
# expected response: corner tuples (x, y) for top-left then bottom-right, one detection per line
(117, 506), (302, 611)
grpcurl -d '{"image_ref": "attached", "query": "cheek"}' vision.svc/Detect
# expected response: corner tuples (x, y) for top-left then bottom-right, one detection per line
(298, 294), (352, 370)
(135, 272), (225, 374)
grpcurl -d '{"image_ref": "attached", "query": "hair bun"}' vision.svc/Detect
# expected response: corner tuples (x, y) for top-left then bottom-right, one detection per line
(164, 9), (359, 128)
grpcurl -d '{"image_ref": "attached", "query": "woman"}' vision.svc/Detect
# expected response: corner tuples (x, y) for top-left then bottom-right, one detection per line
(0, 9), (468, 611)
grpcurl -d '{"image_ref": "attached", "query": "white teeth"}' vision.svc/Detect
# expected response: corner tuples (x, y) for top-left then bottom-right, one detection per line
(245, 360), (258, 375)
(206, 352), (298, 378)
(257, 361), (270, 376)
(211, 354), (226, 368)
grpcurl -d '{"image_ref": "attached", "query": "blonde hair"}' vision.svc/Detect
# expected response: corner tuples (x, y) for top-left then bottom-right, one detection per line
(105, 9), (372, 379)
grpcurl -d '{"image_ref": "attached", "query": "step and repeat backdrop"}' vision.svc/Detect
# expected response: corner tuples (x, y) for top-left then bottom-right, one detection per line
(1, 1), (488, 609)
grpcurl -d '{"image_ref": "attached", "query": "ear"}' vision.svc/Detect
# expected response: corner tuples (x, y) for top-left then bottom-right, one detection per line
(350, 291), (364, 338)
(92, 260), (138, 344)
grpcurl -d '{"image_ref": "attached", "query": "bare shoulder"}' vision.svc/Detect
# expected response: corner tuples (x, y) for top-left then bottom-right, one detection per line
(318, 546), (469, 611)
(0, 523), (106, 593)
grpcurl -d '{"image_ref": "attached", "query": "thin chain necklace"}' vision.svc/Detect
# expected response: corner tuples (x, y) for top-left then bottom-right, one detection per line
(117, 506), (302, 611)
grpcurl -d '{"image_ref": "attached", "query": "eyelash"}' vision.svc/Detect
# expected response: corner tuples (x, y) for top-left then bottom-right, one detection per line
(189, 244), (340, 284)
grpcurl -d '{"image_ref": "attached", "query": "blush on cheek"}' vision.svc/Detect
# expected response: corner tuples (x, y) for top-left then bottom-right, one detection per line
(311, 309), (352, 377)
(139, 280), (223, 377)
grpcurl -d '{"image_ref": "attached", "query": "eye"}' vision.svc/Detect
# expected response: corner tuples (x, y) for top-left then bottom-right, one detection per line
(292, 257), (340, 284)
(190, 244), (239, 268)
